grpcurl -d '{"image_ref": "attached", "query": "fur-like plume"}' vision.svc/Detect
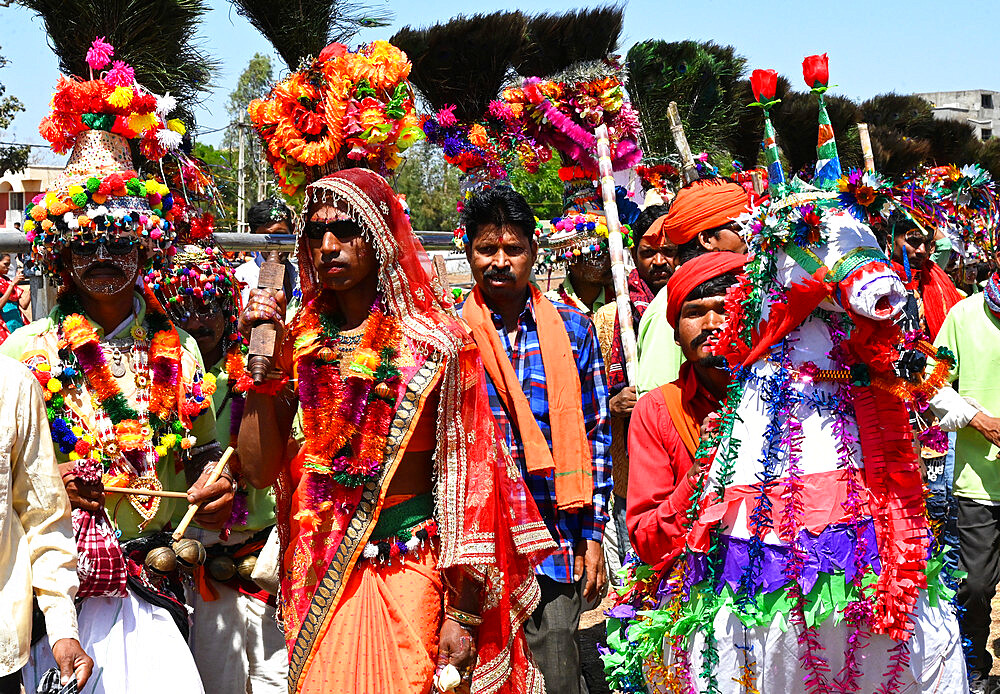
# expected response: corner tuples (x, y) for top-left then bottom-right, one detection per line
(772, 91), (862, 176)
(626, 39), (747, 163)
(867, 123), (931, 178)
(229, 0), (392, 71)
(391, 12), (527, 122)
(909, 117), (982, 165)
(17, 0), (216, 125)
(512, 4), (624, 78)
(727, 74), (793, 169)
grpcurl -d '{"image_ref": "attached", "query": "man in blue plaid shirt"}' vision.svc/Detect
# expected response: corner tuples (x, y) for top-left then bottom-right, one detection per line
(460, 186), (611, 694)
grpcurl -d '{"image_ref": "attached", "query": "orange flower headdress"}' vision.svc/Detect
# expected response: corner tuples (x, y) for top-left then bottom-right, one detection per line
(248, 40), (424, 200)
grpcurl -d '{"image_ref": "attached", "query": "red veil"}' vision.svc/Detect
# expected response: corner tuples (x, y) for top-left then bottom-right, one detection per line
(283, 169), (555, 693)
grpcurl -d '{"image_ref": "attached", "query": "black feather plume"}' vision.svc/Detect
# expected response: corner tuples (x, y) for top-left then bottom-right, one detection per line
(771, 91), (861, 176)
(391, 12), (527, 122)
(626, 39), (747, 163)
(16, 0), (217, 126)
(229, 0), (392, 71)
(512, 4), (624, 78)
(726, 75), (792, 170)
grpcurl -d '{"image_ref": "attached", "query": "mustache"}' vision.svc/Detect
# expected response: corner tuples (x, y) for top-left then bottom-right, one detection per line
(484, 267), (515, 282)
(187, 327), (215, 338)
(690, 329), (719, 350)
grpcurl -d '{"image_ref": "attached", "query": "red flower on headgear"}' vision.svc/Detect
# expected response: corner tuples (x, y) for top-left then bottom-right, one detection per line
(802, 54), (829, 89)
(750, 69), (778, 103)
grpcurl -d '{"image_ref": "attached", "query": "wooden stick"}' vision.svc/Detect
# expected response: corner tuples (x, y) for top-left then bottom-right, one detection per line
(106, 487), (189, 499)
(667, 102), (700, 186)
(172, 446), (235, 542)
(594, 125), (638, 386)
(858, 123), (876, 173)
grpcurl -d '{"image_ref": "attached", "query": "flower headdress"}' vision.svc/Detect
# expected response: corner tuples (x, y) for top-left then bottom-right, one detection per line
(535, 184), (640, 270)
(23, 37), (185, 281)
(162, 154), (223, 242)
(248, 40), (423, 200)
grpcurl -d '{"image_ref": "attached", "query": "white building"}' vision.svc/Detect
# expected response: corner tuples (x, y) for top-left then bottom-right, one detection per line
(915, 89), (1000, 141)
(0, 165), (62, 229)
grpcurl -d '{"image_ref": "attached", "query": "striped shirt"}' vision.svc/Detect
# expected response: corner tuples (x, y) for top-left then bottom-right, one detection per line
(463, 292), (612, 583)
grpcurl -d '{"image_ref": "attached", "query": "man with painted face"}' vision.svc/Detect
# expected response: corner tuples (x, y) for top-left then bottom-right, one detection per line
(148, 246), (287, 694)
(460, 185), (611, 694)
(592, 203), (677, 567)
(3, 130), (230, 694)
(626, 251), (747, 571)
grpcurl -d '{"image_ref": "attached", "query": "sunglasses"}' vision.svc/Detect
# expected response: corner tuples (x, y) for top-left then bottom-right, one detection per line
(69, 238), (139, 256)
(303, 220), (362, 241)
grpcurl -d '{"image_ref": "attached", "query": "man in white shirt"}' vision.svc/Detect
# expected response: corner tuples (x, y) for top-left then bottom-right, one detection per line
(0, 355), (92, 693)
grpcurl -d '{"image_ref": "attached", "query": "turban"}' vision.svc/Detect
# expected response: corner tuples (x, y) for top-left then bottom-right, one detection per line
(646, 179), (751, 246)
(666, 251), (748, 329)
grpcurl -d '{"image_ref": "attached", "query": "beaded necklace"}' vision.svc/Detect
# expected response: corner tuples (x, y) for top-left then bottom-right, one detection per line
(32, 288), (197, 525)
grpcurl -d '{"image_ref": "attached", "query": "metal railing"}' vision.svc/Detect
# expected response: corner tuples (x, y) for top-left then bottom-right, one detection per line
(0, 230), (459, 253)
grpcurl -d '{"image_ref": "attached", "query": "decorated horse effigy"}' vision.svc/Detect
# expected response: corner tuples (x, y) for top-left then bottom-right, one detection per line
(603, 55), (968, 694)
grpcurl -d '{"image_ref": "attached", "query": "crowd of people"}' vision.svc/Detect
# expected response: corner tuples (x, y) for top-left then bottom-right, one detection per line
(3, 23), (1000, 694)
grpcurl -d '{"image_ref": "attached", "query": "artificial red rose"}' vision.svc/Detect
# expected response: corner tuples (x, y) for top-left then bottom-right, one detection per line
(802, 54), (829, 89)
(318, 42), (347, 62)
(750, 69), (778, 103)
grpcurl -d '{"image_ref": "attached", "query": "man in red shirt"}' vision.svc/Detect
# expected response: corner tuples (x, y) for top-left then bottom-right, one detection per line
(626, 252), (746, 570)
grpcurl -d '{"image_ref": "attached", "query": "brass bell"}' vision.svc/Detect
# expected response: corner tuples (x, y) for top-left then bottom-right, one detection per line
(145, 546), (177, 575)
(236, 554), (257, 582)
(172, 538), (207, 570)
(207, 554), (236, 582)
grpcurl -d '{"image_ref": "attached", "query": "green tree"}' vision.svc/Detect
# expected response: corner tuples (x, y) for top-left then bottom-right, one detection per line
(191, 142), (239, 231)
(0, 52), (28, 176)
(510, 154), (563, 220)
(220, 54), (274, 222)
(392, 141), (461, 232)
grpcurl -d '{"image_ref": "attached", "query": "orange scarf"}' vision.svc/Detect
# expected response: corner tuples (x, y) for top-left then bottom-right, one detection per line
(659, 362), (723, 458)
(463, 285), (593, 511)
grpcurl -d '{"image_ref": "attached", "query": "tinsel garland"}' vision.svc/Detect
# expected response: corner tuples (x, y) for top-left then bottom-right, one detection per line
(294, 296), (403, 528)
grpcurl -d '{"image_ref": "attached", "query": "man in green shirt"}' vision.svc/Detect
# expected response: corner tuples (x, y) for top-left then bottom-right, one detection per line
(933, 250), (1000, 693)
(9, 130), (231, 692)
(149, 244), (287, 694)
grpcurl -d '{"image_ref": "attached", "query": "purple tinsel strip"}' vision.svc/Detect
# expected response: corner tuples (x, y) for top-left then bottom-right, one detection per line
(297, 355), (320, 409)
(224, 491), (249, 530)
(150, 353), (178, 385)
(685, 520), (880, 595)
(72, 340), (104, 372)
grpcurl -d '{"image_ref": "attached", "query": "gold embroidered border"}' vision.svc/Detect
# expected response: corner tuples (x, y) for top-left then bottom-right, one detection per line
(288, 355), (440, 690)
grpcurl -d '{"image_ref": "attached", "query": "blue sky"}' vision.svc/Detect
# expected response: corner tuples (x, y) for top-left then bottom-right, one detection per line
(1, 0), (997, 155)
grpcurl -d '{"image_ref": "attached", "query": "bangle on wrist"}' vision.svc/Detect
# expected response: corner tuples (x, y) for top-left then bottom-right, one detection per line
(445, 606), (483, 628)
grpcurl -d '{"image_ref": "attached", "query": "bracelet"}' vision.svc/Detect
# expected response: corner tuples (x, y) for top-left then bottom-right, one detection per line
(445, 606), (483, 628)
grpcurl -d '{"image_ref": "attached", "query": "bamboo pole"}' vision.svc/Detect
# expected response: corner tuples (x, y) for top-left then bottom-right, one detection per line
(172, 446), (235, 542)
(667, 102), (700, 186)
(594, 125), (638, 385)
(106, 487), (189, 499)
(858, 123), (876, 173)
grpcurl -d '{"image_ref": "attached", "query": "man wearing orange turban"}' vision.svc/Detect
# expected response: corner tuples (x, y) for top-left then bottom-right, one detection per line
(643, 179), (750, 264)
(627, 251), (746, 572)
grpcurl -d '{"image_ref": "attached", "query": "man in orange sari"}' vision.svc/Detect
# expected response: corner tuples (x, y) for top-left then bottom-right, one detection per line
(627, 252), (746, 570)
(238, 169), (554, 694)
